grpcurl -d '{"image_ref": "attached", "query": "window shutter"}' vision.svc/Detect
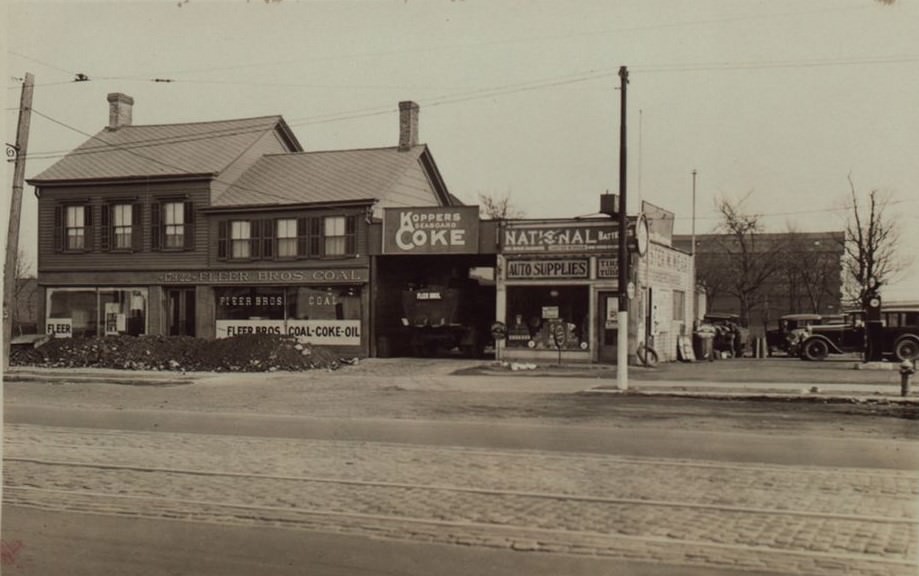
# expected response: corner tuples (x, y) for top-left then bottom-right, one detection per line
(132, 203), (143, 252)
(54, 205), (63, 252)
(297, 217), (307, 258)
(262, 219), (275, 259)
(309, 217), (322, 257)
(249, 219), (260, 259)
(84, 204), (94, 252)
(100, 204), (111, 251)
(151, 202), (161, 250)
(345, 215), (357, 256)
(217, 221), (228, 260)
(183, 201), (195, 250)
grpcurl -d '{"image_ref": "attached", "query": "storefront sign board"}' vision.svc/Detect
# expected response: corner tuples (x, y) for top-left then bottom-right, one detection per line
(157, 268), (368, 285)
(506, 259), (589, 279)
(503, 222), (618, 254)
(216, 319), (361, 346)
(383, 206), (480, 254)
(597, 258), (618, 279)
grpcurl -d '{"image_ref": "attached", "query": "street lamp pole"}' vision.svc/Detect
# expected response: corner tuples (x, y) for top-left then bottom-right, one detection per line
(617, 66), (629, 390)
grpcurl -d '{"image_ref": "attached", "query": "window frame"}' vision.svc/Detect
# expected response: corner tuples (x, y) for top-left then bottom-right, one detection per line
(152, 198), (194, 252)
(55, 202), (93, 253)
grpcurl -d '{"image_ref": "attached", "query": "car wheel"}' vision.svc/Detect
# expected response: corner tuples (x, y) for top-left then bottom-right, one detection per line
(895, 338), (919, 361)
(802, 338), (829, 361)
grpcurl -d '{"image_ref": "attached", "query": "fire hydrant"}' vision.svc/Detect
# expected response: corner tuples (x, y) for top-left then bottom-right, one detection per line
(900, 359), (916, 397)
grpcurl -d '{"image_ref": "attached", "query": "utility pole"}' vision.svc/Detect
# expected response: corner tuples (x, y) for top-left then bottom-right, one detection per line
(617, 66), (629, 390)
(691, 169), (697, 323)
(3, 72), (34, 370)
(2, 70), (34, 547)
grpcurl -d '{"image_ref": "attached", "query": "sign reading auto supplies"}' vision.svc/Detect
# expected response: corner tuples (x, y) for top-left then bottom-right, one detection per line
(383, 206), (479, 254)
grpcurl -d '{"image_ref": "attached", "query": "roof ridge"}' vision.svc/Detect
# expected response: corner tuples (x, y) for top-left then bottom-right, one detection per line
(258, 144), (425, 158)
(108, 115), (284, 130)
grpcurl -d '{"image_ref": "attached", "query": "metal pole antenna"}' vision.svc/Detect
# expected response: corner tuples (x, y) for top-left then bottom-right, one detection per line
(617, 66), (629, 390)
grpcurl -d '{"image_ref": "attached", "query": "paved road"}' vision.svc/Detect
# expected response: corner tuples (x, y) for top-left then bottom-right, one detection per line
(3, 368), (918, 575)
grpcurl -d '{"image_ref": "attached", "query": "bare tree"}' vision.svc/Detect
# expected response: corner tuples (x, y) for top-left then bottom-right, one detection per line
(12, 250), (37, 335)
(780, 229), (845, 314)
(707, 197), (788, 325)
(478, 190), (524, 220)
(841, 177), (907, 308)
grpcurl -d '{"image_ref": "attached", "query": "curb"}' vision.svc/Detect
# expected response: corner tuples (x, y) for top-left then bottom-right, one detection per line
(3, 370), (195, 387)
(583, 386), (919, 404)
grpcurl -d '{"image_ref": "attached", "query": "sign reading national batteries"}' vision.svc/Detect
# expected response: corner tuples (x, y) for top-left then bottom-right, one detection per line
(503, 221), (618, 253)
(383, 206), (480, 254)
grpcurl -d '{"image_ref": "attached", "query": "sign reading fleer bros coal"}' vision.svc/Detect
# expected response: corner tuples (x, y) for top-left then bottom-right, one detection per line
(383, 206), (480, 254)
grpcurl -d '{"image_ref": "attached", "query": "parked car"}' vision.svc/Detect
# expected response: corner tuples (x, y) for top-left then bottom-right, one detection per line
(766, 313), (823, 356)
(797, 305), (919, 361)
(701, 313), (750, 358)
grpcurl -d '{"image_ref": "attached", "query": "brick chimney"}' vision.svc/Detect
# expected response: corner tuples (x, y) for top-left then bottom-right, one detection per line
(107, 93), (134, 129)
(398, 101), (419, 151)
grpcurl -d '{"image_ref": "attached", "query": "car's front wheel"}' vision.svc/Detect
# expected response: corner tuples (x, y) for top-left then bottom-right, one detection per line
(894, 337), (919, 361)
(802, 338), (829, 361)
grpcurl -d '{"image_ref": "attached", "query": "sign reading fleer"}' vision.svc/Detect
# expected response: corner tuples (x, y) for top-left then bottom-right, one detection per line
(383, 206), (479, 254)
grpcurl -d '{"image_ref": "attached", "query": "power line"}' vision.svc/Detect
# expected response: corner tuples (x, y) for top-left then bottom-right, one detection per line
(29, 108), (312, 206)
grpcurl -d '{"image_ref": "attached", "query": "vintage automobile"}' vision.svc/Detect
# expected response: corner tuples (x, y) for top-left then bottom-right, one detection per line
(701, 313), (750, 358)
(766, 313), (824, 356)
(797, 305), (919, 362)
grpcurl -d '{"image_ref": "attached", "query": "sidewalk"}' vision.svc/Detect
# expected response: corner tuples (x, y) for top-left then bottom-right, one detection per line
(4, 360), (917, 403)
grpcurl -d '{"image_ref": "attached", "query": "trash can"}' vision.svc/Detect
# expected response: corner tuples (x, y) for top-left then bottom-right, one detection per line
(693, 332), (714, 361)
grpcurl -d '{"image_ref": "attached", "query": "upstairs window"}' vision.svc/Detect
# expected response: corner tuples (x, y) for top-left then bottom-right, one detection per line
(101, 202), (142, 252)
(54, 203), (93, 252)
(231, 220), (251, 259)
(323, 215), (356, 257)
(152, 199), (194, 251)
(277, 219), (297, 258)
(113, 204), (132, 249)
(66, 205), (86, 250)
(164, 202), (185, 249)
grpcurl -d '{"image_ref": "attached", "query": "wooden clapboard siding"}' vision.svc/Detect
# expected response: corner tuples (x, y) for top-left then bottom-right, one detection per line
(206, 206), (372, 269)
(37, 180), (212, 273)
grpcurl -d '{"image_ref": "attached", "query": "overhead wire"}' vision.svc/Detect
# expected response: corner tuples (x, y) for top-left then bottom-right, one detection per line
(29, 108), (323, 206)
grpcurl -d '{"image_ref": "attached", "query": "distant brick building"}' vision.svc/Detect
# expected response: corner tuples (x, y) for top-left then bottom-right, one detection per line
(673, 231), (845, 335)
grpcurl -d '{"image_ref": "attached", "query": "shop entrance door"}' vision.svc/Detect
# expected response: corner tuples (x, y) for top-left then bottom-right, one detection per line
(166, 288), (196, 337)
(597, 291), (619, 363)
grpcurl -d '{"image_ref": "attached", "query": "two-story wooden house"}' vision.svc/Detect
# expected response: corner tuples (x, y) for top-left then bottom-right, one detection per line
(30, 95), (455, 356)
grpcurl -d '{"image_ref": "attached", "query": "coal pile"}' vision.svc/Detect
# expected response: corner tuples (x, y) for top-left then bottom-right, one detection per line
(10, 335), (344, 372)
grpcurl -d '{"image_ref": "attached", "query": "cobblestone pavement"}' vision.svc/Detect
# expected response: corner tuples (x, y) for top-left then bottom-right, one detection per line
(5, 424), (918, 575)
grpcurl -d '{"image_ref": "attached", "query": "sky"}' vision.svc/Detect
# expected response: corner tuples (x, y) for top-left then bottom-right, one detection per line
(3, 0), (918, 299)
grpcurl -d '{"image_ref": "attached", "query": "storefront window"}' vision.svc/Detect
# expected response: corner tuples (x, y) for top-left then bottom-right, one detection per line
(505, 286), (589, 350)
(214, 286), (362, 346)
(47, 287), (148, 338)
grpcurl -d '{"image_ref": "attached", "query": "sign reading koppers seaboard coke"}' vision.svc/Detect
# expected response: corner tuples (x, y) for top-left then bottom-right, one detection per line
(383, 206), (480, 254)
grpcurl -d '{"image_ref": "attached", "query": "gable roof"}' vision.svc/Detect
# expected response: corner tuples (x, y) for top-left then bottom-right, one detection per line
(212, 145), (445, 208)
(29, 116), (302, 184)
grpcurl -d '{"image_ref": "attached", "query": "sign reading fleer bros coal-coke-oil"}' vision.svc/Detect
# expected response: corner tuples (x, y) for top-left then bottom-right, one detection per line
(383, 206), (480, 254)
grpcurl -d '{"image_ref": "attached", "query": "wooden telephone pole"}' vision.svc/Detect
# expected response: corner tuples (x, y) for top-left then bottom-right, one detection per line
(3, 72), (35, 370)
(616, 66), (629, 390)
